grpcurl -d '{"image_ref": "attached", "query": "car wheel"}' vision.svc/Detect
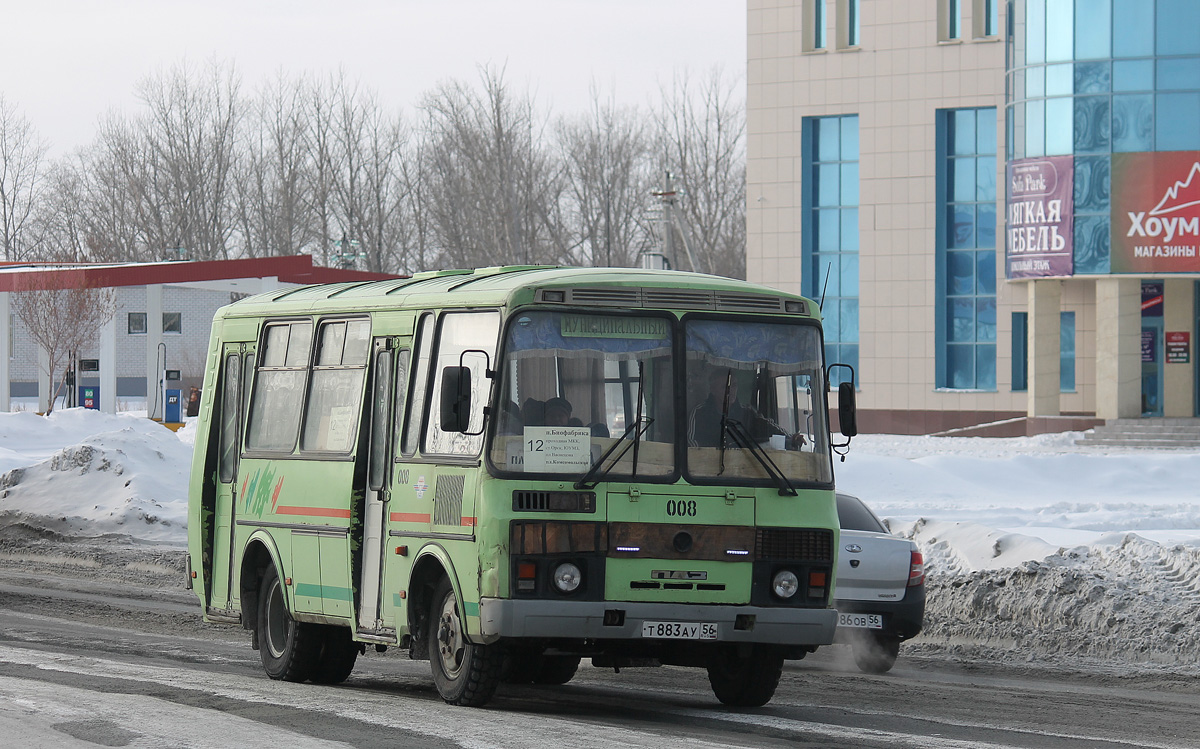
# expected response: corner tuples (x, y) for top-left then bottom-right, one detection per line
(852, 633), (900, 674)
(428, 577), (502, 706)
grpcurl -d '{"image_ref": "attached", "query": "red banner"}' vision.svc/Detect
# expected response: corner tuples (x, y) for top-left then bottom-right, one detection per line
(1111, 152), (1200, 273)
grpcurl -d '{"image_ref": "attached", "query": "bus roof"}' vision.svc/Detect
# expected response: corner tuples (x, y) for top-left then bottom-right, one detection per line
(216, 266), (819, 320)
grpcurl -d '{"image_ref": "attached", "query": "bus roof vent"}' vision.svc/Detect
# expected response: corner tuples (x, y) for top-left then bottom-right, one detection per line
(643, 289), (714, 309)
(566, 288), (641, 306)
(715, 293), (785, 313)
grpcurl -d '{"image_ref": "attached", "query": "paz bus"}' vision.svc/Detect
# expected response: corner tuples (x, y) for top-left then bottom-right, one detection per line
(187, 266), (857, 707)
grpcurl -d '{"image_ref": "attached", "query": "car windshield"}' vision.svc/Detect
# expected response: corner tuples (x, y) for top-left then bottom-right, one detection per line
(489, 310), (675, 479)
(684, 318), (833, 486)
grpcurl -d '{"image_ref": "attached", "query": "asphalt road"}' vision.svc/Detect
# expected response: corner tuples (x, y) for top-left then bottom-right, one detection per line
(0, 546), (1197, 749)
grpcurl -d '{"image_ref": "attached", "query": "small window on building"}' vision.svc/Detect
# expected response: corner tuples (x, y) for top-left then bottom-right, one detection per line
(128, 312), (147, 335)
(163, 312), (182, 334)
(1012, 312), (1028, 391)
(940, 0), (962, 41)
(1061, 311), (1076, 392)
(804, 0), (827, 51)
(835, 0), (860, 49)
(974, 0), (1001, 37)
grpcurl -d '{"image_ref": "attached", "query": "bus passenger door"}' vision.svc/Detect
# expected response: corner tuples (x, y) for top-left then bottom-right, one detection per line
(210, 345), (246, 612)
(359, 338), (396, 633)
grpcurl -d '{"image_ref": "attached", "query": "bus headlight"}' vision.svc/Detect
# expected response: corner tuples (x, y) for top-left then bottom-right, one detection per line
(552, 562), (582, 593)
(772, 570), (799, 599)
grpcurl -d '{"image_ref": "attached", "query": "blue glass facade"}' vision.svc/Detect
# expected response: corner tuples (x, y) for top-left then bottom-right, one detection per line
(1007, 0), (1200, 275)
(802, 115), (859, 385)
(939, 108), (998, 390)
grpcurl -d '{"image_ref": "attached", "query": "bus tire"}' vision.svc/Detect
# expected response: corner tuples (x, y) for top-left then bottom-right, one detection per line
(257, 565), (320, 682)
(534, 655), (581, 685)
(706, 644), (784, 707)
(428, 577), (502, 706)
(311, 625), (359, 684)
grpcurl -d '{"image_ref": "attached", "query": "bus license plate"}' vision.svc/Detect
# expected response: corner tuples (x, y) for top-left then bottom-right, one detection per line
(838, 613), (883, 629)
(641, 621), (718, 640)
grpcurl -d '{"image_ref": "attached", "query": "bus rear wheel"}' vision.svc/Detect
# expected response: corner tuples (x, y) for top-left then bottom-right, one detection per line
(311, 625), (360, 684)
(428, 577), (502, 706)
(706, 644), (784, 707)
(258, 566), (321, 682)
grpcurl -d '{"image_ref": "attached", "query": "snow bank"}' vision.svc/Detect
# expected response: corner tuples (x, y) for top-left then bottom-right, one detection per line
(0, 410), (190, 544)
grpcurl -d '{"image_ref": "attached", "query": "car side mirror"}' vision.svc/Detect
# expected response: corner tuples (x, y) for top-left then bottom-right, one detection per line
(439, 366), (472, 433)
(838, 381), (858, 437)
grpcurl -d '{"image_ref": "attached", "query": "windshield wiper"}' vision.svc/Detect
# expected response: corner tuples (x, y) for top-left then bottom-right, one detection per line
(574, 416), (654, 490)
(723, 419), (798, 496)
(576, 361), (652, 490)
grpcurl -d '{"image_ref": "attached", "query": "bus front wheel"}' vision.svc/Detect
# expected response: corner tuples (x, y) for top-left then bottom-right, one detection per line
(706, 644), (784, 707)
(258, 565), (321, 682)
(428, 577), (502, 706)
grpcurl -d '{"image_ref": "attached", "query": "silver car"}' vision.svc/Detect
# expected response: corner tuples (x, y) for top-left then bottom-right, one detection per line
(833, 493), (926, 673)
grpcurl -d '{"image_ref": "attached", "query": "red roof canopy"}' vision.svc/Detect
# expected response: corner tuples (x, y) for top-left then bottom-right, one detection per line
(0, 255), (402, 292)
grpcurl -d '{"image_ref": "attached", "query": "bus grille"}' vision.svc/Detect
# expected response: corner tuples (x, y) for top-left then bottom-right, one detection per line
(755, 528), (833, 562)
(512, 490), (596, 513)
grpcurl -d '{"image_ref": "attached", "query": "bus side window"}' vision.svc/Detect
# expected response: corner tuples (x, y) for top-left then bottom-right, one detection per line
(402, 314), (435, 456)
(392, 349), (410, 458)
(424, 311), (500, 456)
(300, 318), (370, 453)
(247, 321), (312, 452)
(218, 353), (240, 483)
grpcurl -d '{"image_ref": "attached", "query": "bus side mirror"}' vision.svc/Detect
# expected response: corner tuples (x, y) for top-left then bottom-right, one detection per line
(439, 366), (472, 433)
(838, 381), (858, 437)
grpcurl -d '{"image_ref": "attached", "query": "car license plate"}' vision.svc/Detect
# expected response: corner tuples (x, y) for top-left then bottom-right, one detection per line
(838, 612), (883, 629)
(641, 621), (718, 640)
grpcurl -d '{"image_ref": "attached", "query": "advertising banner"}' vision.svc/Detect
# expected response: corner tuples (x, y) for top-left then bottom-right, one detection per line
(1112, 152), (1200, 273)
(1006, 156), (1075, 278)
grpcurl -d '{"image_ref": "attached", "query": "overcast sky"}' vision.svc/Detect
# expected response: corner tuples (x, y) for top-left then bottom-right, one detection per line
(1, 0), (746, 156)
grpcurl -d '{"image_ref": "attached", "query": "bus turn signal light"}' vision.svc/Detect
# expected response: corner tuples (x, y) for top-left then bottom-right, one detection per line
(517, 562), (537, 591)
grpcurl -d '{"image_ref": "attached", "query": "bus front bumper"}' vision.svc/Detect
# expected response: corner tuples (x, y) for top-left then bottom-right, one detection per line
(478, 598), (837, 646)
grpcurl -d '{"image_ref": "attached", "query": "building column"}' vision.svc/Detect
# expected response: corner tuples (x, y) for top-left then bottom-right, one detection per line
(1096, 277), (1141, 420)
(1163, 278), (1195, 418)
(146, 284), (164, 419)
(1027, 279), (1062, 417)
(0, 292), (9, 413)
(100, 313), (117, 414)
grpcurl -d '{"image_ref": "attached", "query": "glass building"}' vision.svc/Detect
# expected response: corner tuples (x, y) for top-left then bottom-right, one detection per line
(747, 0), (1200, 433)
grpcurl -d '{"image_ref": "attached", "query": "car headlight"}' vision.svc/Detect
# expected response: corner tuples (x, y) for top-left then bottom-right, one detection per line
(772, 569), (799, 599)
(552, 562), (582, 593)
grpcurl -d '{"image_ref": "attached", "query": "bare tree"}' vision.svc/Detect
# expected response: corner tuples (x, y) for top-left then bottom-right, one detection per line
(234, 72), (314, 257)
(134, 60), (242, 260)
(419, 67), (569, 269)
(0, 96), (50, 261)
(557, 88), (656, 268)
(12, 277), (117, 414)
(653, 70), (747, 279)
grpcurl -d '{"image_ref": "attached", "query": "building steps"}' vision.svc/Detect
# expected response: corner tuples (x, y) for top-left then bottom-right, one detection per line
(1075, 418), (1200, 448)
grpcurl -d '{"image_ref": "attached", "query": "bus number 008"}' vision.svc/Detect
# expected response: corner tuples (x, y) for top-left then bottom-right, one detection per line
(666, 500), (697, 517)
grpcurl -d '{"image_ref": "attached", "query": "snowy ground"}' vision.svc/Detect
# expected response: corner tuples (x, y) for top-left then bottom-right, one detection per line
(1, 409), (1197, 673)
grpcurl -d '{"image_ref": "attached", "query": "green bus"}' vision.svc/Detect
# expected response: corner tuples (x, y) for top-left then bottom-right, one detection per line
(187, 266), (857, 707)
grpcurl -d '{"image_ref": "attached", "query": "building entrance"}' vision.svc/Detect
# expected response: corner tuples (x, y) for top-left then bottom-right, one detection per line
(1141, 282), (1164, 417)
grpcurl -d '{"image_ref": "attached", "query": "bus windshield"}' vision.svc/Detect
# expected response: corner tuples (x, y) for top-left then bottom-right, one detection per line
(684, 318), (832, 486)
(489, 310), (675, 479)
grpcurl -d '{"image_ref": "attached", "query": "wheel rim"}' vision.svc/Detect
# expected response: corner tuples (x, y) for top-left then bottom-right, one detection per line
(264, 576), (290, 659)
(434, 590), (465, 679)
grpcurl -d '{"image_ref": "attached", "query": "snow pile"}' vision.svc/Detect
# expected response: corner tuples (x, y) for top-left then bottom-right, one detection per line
(0, 410), (190, 544)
